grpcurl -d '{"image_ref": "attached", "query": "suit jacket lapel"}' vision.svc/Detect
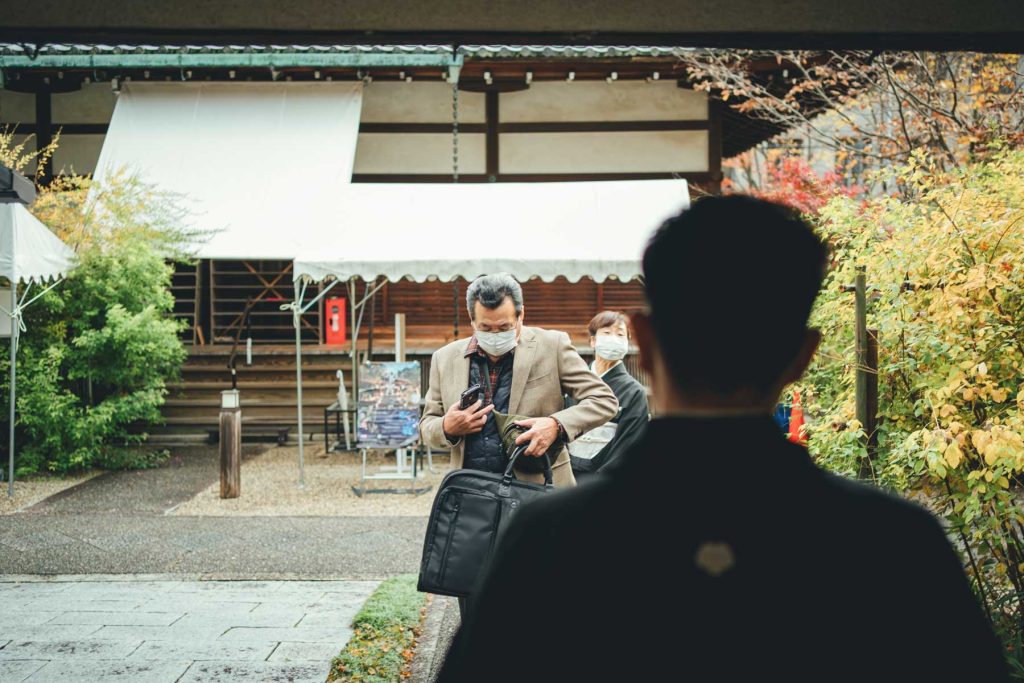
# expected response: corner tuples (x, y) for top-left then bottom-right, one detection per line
(509, 327), (538, 415)
(449, 338), (472, 405)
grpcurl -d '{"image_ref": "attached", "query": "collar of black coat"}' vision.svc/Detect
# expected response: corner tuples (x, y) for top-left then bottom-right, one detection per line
(615, 414), (814, 482)
(600, 362), (629, 381)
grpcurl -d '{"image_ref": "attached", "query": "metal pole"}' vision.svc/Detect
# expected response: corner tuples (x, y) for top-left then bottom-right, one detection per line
(7, 285), (16, 498)
(349, 278), (358, 410)
(294, 305), (305, 488)
(291, 279), (309, 489)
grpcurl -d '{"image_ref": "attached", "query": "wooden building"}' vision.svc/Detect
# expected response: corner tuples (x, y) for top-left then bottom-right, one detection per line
(0, 44), (796, 433)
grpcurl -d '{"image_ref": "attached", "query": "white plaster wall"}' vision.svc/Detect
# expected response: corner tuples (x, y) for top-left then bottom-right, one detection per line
(51, 133), (104, 175)
(52, 82), (117, 122)
(500, 130), (708, 174)
(500, 81), (707, 122)
(353, 132), (486, 174)
(0, 90), (36, 122)
(361, 81), (486, 123)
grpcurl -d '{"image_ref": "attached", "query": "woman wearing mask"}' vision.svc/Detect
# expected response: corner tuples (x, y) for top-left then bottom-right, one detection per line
(570, 311), (650, 481)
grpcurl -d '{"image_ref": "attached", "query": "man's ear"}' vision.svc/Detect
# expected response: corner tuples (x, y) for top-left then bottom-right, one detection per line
(779, 328), (822, 386)
(630, 311), (658, 376)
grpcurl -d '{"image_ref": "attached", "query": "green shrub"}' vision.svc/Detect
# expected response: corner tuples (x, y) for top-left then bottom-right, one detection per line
(0, 144), (197, 475)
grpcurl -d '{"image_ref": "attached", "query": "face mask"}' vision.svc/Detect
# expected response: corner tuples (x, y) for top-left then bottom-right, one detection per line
(476, 325), (518, 356)
(594, 335), (628, 361)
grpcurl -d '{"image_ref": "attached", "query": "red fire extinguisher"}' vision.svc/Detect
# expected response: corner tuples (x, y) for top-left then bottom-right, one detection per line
(788, 389), (807, 445)
(325, 297), (347, 345)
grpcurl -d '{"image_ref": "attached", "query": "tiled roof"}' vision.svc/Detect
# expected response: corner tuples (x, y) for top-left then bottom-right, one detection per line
(0, 43), (692, 59)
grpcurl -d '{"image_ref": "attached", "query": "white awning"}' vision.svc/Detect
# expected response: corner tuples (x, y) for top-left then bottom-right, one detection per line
(0, 203), (76, 284)
(93, 81), (363, 259)
(292, 179), (689, 284)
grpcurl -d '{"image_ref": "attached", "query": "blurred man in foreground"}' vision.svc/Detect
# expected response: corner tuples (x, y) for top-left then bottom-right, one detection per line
(438, 196), (1008, 682)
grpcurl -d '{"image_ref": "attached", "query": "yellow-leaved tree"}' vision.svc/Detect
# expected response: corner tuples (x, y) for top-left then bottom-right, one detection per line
(806, 146), (1024, 671)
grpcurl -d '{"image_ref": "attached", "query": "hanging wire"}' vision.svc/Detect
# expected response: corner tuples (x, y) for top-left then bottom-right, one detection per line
(450, 52), (462, 338)
(451, 82), (460, 183)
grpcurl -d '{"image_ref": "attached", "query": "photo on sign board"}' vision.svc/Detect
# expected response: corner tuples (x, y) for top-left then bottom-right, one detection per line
(357, 361), (421, 447)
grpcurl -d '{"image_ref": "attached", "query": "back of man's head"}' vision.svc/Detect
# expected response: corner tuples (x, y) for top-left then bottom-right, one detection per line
(642, 195), (827, 397)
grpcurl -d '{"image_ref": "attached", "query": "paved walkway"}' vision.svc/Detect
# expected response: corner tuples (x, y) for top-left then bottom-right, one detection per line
(0, 577), (378, 682)
(1, 447), (432, 681)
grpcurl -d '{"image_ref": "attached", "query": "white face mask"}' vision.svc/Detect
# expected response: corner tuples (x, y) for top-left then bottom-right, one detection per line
(476, 325), (518, 356)
(594, 335), (628, 361)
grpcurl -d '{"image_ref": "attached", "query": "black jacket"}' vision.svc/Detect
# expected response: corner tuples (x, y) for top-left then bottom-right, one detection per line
(438, 415), (1008, 682)
(572, 362), (649, 478)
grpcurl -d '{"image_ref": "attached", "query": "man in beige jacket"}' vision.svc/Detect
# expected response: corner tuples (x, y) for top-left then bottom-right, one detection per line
(420, 273), (618, 489)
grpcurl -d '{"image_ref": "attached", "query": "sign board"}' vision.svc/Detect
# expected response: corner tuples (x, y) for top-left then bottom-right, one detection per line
(357, 361), (421, 448)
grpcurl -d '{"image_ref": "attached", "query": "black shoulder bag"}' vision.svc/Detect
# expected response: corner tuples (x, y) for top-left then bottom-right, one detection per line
(417, 445), (554, 597)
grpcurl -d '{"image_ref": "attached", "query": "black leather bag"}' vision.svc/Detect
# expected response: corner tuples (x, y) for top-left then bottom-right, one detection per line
(417, 445), (554, 597)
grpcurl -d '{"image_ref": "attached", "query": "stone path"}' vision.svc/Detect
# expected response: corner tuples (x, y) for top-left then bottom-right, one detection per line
(0, 577), (378, 682)
(1, 447), (433, 681)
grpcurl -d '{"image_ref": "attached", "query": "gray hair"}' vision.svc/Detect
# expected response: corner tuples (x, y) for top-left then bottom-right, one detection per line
(466, 273), (523, 320)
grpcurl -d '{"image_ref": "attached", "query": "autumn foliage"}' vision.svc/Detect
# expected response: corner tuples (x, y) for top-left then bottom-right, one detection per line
(805, 147), (1024, 672)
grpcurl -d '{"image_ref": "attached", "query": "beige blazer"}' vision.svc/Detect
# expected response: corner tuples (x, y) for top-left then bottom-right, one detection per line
(420, 326), (618, 487)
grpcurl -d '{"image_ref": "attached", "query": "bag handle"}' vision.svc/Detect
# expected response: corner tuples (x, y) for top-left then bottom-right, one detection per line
(499, 444), (554, 496)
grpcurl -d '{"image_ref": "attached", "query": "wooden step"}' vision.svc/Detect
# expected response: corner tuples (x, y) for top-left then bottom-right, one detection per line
(168, 380), (344, 390)
(160, 415), (328, 426)
(164, 398), (337, 408)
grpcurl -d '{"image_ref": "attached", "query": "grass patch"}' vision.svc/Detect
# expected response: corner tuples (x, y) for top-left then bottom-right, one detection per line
(328, 574), (427, 682)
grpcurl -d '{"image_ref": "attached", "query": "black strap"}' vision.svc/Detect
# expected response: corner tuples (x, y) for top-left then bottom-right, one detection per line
(501, 444), (554, 492)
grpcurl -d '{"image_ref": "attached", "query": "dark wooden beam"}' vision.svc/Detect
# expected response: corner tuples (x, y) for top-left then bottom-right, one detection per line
(4, 0), (1024, 53)
(353, 172), (714, 183)
(498, 120), (709, 133)
(359, 122), (486, 134)
(34, 90), (52, 185)
(485, 91), (499, 181)
(707, 99), (723, 194)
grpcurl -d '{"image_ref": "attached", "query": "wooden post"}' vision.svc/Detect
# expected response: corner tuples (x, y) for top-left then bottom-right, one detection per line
(866, 328), (879, 458)
(854, 266), (873, 477)
(219, 389), (241, 498)
(35, 90), (53, 187)
(395, 313), (406, 362)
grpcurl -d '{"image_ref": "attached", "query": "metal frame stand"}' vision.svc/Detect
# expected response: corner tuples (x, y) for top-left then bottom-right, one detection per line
(352, 438), (432, 497)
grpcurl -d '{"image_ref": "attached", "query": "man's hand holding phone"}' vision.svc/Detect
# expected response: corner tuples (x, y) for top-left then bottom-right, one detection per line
(443, 399), (494, 438)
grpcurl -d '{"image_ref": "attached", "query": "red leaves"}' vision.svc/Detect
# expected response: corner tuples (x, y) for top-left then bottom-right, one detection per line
(731, 155), (864, 216)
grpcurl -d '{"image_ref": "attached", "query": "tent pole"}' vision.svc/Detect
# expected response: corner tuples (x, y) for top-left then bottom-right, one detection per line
(8, 286), (17, 498)
(293, 280), (308, 489)
(348, 278), (358, 411)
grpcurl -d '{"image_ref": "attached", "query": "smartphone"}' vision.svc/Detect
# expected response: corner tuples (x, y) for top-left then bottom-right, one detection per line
(459, 384), (482, 410)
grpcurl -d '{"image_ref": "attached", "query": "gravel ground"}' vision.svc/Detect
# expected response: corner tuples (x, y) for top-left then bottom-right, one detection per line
(0, 471), (102, 515)
(172, 444), (451, 517)
(22, 446), (267, 516)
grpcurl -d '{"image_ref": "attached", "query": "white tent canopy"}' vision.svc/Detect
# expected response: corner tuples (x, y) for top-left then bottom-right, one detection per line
(0, 203), (76, 284)
(2, 201), (77, 497)
(293, 179), (690, 285)
(93, 81), (364, 259)
(287, 178), (689, 486)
